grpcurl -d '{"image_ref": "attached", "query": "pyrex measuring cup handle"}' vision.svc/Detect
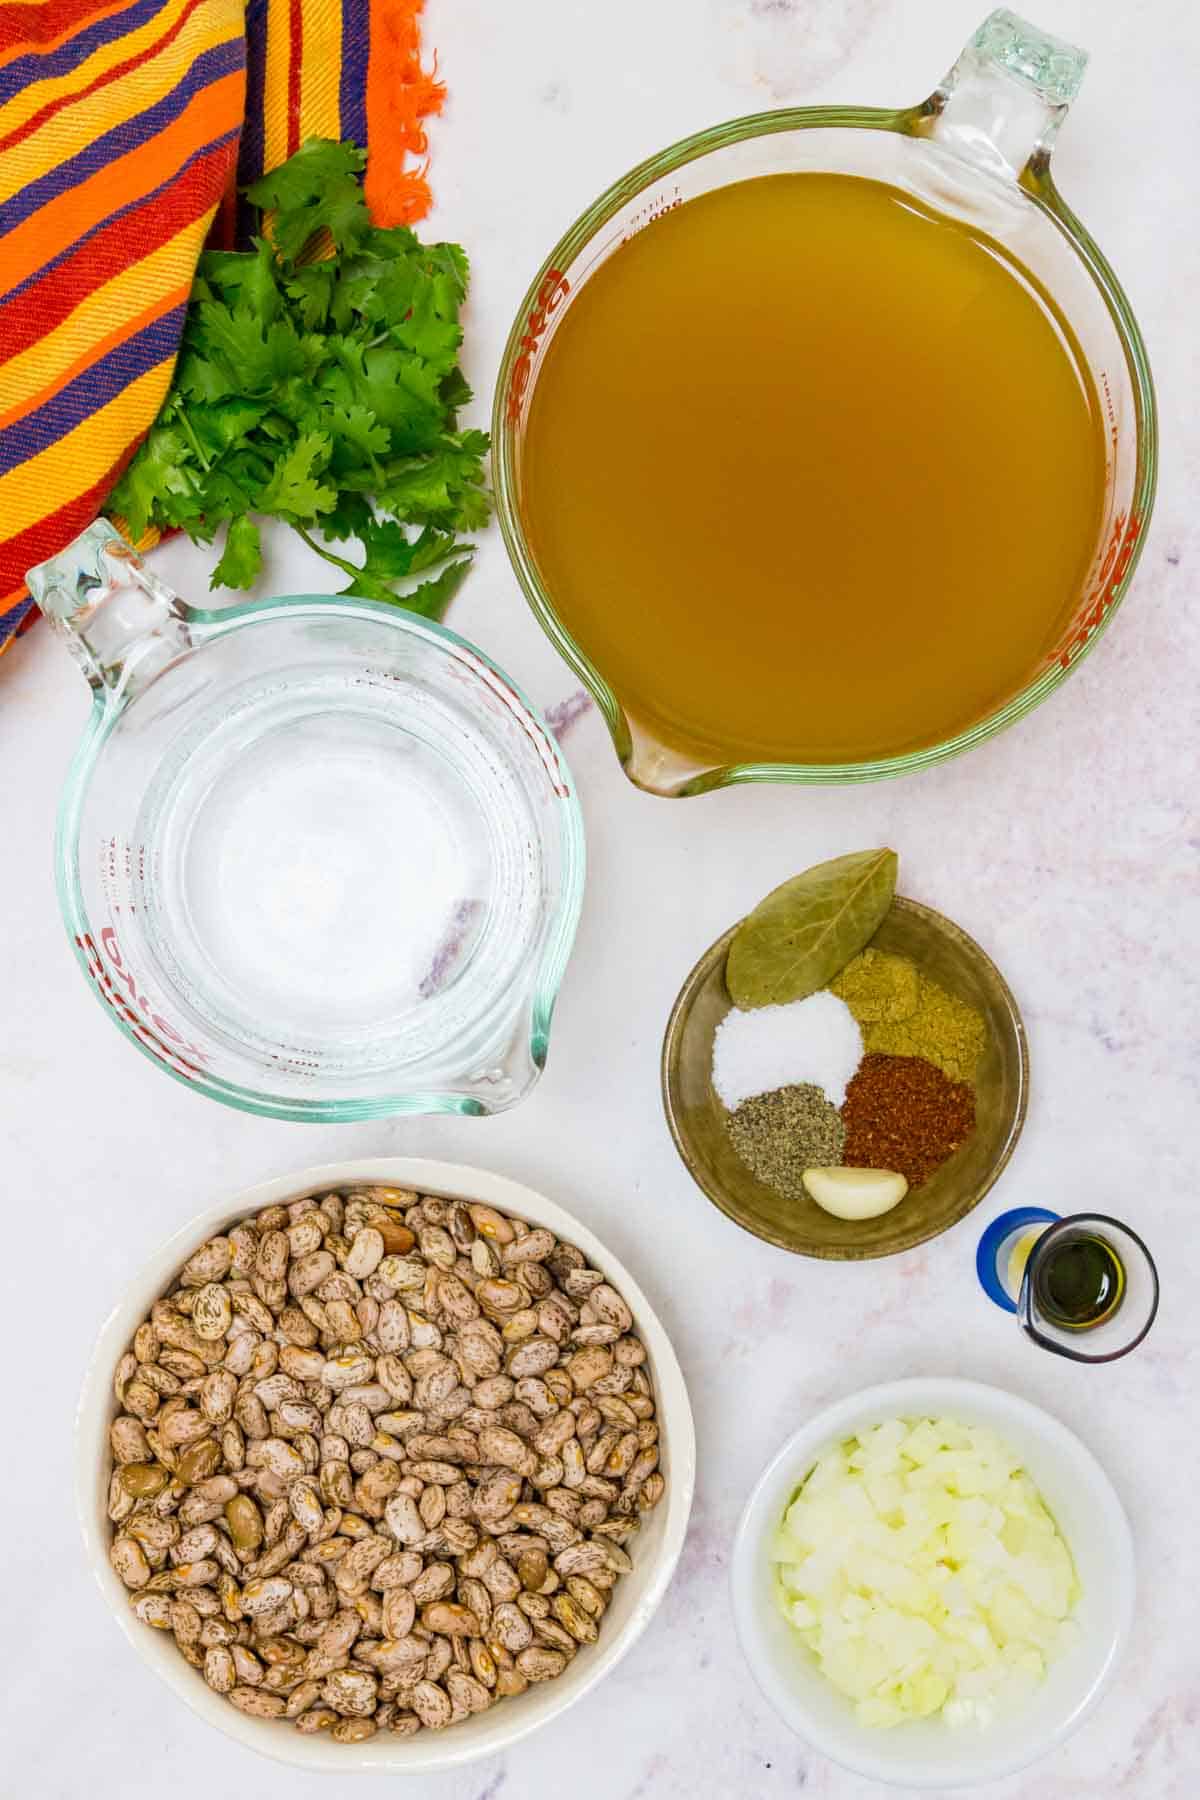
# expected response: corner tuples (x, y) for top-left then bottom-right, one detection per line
(916, 8), (1088, 186)
(26, 519), (192, 697)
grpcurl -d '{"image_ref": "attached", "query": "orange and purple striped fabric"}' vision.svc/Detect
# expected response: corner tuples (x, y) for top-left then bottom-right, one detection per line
(0, 0), (444, 654)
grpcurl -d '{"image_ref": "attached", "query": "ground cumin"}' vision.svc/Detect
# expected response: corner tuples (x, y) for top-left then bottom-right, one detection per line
(830, 952), (985, 1083)
(840, 1053), (976, 1189)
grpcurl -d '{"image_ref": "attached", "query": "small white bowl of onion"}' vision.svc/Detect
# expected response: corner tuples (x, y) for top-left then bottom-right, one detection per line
(731, 1378), (1133, 1788)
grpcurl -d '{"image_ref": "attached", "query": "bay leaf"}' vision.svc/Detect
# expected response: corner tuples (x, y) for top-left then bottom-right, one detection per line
(726, 849), (898, 1009)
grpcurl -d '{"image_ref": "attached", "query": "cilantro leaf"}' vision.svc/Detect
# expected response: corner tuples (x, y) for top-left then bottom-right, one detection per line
(174, 349), (237, 403)
(193, 307), (316, 394)
(326, 403), (389, 471)
(401, 559), (472, 618)
(375, 434), (491, 527)
(244, 139), (370, 261)
(257, 432), (336, 520)
(109, 138), (490, 618)
(110, 424), (197, 537)
(320, 490), (374, 544)
(438, 365), (474, 414)
(357, 518), (418, 576)
(189, 465), (257, 526)
(285, 262), (337, 329)
(198, 239), (281, 323)
(210, 515), (262, 589)
(187, 397), (269, 461)
(388, 268), (464, 369)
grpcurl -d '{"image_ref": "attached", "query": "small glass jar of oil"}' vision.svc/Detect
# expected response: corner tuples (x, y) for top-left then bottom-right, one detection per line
(976, 1209), (1158, 1363)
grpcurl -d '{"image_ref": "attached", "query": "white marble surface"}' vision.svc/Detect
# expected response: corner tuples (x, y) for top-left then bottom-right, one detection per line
(2, 1), (1197, 1794)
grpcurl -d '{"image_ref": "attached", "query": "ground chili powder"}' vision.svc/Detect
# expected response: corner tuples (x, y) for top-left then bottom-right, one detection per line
(840, 1053), (976, 1188)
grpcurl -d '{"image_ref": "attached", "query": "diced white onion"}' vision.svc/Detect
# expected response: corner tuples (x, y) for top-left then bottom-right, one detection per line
(770, 1416), (1078, 1730)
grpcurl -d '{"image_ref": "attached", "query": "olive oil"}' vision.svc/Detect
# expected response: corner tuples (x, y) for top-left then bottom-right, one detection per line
(1032, 1231), (1126, 1331)
(520, 172), (1108, 766)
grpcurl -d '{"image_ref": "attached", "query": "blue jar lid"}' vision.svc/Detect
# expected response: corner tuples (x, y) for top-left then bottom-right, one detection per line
(976, 1207), (1060, 1313)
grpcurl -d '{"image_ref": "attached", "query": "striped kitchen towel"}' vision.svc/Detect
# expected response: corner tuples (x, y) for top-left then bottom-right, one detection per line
(0, 0), (445, 655)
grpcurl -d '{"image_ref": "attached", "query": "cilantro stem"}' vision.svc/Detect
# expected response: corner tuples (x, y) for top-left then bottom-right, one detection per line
(176, 409), (212, 474)
(295, 526), (364, 581)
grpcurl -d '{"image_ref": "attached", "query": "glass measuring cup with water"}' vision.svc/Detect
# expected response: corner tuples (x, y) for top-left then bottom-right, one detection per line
(29, 522), (585, 1120)
(494, 8), (1156, 796)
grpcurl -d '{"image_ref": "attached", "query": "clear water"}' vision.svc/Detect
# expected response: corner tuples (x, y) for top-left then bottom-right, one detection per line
(135, 667), (544, 1075)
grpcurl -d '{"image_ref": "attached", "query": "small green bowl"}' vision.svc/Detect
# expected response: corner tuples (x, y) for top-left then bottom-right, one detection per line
(660, 897), (1029, 1260)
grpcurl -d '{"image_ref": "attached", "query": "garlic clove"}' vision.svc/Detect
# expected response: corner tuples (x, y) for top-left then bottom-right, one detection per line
(802, 1166), (909, 1220)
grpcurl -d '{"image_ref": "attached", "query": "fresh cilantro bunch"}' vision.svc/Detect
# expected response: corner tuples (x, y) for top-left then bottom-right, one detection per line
(109, 140), (489, 615)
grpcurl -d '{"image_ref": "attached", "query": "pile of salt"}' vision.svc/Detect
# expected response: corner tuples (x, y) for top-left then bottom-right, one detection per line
(712, 990), (863, 1110)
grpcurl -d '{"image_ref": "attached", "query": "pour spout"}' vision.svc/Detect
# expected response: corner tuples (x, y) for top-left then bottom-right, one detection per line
(621, 707), (731, 799)
(26, 519), (191, 697)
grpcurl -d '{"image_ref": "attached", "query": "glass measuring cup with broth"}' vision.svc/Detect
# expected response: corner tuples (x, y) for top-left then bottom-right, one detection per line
(495, 10), (1156, 796)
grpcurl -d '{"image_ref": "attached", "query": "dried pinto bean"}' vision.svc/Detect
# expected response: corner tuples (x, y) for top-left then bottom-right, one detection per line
(110, 1186), (663, 1744)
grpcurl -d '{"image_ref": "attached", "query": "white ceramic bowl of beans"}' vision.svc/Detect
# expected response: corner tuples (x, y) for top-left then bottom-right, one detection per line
(76, 1158), (696, 1771)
